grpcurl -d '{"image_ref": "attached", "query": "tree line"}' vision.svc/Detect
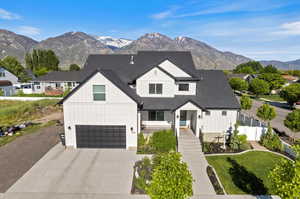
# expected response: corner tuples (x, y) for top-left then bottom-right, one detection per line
(0, 49), (81, 82)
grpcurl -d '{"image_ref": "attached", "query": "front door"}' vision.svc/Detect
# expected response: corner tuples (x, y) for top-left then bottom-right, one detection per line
(180, 110), (187, 126)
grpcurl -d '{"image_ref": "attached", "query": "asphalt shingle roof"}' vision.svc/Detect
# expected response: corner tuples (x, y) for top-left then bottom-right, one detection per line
(47, 51), (239, 109)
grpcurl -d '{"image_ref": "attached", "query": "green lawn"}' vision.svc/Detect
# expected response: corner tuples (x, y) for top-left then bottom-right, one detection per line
(206, 151), (287, 195)
(259, 94), (285, 102)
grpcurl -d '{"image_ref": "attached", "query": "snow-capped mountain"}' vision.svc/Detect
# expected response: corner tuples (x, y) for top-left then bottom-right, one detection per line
(94, 36), (132, 49)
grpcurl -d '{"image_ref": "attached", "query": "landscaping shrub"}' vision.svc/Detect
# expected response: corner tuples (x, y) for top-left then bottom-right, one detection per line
(260, 127), (283, 152)
(137, 130), (176, 154)
(229, 125), (248, 151)
(207, 166), (225, 195)
(151, 129), (176, 153)
(146, 152), (193, 199)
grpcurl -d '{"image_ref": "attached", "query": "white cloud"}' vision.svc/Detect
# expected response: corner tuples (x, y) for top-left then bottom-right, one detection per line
(150, 6), (180, 20)
(0, 8), (20, 20)
(273, 21), (300, 35)
(18, 26), (41, 36)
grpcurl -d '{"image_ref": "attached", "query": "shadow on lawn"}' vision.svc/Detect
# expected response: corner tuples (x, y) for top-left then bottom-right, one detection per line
(227, 158), (268, 195)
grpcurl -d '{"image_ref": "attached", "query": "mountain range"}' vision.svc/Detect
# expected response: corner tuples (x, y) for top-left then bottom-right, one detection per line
(0, 29), (299, 70)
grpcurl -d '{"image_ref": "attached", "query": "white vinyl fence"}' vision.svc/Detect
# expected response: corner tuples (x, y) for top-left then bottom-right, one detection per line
(237, 126), (267, 141)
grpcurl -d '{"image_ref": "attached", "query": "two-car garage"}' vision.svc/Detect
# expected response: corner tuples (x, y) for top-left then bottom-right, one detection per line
(75, 125), (126, 148)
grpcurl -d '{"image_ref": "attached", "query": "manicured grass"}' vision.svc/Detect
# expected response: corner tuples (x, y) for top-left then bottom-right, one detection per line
(260, 94), (285, 102)
(0, 121), (56, 147)
(206, 151), (288, 195)
(0, 99), (59, 126)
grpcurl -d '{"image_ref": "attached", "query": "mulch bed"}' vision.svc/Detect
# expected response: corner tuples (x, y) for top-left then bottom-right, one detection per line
(206, 166), (225, 195)
(0, 124), (63, 193)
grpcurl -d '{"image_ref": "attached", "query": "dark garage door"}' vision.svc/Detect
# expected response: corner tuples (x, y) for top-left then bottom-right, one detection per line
(76, 125), (126, 148)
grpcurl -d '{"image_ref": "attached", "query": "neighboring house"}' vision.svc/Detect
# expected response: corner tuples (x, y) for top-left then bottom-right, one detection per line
(227, 73), (256, 83)
(0, 80), (15, 96)
(281, 74), (299, 87)
(0, 67), (19, 85)
(31, 71), (82, 94)
(59, 51), (240, 149)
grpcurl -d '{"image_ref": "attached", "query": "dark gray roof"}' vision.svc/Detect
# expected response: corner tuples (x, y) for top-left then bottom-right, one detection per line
(83, 51), (198, 83)
(141, 70), (240, 110)
(59, 69), (141, 105)
(34, 71), (84, 82)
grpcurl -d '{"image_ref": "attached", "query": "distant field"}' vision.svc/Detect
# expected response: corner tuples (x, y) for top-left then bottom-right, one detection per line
(0, 100), (59, 126)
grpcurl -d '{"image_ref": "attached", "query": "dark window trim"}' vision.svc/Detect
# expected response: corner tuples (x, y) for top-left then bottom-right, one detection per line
(178, 83), (189, 91)
(222, 111), (227, 116)
(148, 111), (164, 121)
(149, 83), (163, 94)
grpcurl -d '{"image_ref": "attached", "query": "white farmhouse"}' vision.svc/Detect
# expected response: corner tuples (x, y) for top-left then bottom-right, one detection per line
(59, 51), (240, 149)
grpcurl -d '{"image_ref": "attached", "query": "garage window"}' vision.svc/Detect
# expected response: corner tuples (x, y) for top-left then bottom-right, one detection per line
(93, 85), (106, 101)
(148, 111), (164, 121)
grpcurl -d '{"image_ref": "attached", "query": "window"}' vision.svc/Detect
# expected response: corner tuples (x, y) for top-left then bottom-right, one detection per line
(205, 111), (210, 116)
(222, 111), (227, 116)
(179, 83), (189, 91)
(55, 83), (61, 88)
(67, 82), (72, 87)
(149, 83), (162, 94)
(148, 111), (164, 121)
(0, 72), (5, 77)
(93, 85), (106, 101)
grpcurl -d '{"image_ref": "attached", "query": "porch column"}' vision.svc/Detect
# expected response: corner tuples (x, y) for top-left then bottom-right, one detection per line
(137, 111), (141, 134)
(195, 110), (200, 138)
(175, 109), (180, 136)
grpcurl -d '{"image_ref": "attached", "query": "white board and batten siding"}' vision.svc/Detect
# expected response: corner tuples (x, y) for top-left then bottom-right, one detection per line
(63, 72), (138, 149)
(136, 67), (175, 97)
(202, 110), (238, 133)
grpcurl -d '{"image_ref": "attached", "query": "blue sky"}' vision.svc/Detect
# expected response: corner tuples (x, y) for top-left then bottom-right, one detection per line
(1, 0), (300, 61)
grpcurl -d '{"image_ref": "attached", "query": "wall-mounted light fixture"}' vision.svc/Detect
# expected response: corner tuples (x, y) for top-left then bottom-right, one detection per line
(198, 115), (202, 119)
(176, 115), (179, 119)
(130, 127), (133, 131)
(68, 126), (71, 130)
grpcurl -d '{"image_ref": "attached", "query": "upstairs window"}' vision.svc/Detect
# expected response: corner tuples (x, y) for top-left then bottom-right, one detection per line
(148, 111), (164, 121)
(149, 83), (163, 94)
(222, 111), (227, 116)
(205, 111), (211, 116)
(0, 72), (5, 77)
(178, 83), (189, 91)
(93, 85), (106, 101)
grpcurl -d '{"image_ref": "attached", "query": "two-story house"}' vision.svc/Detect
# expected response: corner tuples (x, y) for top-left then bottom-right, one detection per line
(59, 51), (240, 149)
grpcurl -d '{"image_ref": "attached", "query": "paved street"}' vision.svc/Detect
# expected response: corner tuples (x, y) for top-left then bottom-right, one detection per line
(240, 98), (300, 139)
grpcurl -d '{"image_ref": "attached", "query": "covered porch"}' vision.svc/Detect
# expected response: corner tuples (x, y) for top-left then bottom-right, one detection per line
(138, 101), (203, 138)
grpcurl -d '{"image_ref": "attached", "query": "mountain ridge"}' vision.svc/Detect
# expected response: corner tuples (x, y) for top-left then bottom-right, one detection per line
(0, 29), (299, 70)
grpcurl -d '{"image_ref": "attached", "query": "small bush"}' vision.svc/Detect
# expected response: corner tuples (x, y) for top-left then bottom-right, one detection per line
(137, 133), (154, 154)
(260, 127), (283, 152)
(151, 129), (176, 153)
(146, 152), (193, 199)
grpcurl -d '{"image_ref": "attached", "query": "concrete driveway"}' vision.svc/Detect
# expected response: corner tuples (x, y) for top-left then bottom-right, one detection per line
(7, 144), (139, 194)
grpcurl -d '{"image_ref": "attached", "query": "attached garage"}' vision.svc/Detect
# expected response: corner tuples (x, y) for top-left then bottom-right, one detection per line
(75, 125), (126, 148)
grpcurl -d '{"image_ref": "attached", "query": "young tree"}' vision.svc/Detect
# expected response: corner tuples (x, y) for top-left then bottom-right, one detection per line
(240, 95), (252, 110)
(147, 152), (193, 199)
(269, 145), (300, 199)
(256, 104), (276, 124)
(249, 79), (270, 96)
(284, 110), (300, 142)
(69, 64), (80, 71)
(229, 78), (249, 92)
(229, 124), (247, 151)
(258, 73), (286, 90)
(280, 83), (300, 108)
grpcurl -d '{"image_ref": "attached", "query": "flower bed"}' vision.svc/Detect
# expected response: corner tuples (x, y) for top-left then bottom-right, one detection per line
(206, 165), (225, 195)
(203, 142), (252, 154)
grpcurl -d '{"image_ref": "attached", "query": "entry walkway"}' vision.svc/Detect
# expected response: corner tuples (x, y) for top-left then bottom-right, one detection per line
(178, 129), (215, 195)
